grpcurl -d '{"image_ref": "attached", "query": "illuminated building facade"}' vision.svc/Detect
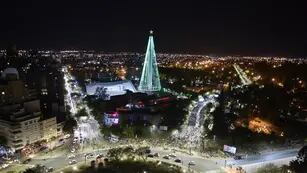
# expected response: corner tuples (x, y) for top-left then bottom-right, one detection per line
(85, 80), (136, 98)
(138, 31), (161, 92)
(103, 111), (119, 126)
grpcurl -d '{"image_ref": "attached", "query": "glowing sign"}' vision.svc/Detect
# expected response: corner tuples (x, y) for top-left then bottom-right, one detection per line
(223, 145), (236, 154)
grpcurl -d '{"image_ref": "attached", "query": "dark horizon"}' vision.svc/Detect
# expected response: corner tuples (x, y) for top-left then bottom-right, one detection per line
(1, 1), (306, 57)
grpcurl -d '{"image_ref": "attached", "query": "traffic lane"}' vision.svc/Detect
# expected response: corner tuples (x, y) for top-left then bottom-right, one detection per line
(152, 148), (221, 172)
(21, 146), (218, 173)
(228, 148), (299, 165)
(43, 149), (107, 168)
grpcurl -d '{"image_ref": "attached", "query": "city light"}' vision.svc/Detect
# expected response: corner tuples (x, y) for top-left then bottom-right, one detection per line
(0, 4), (306, 173)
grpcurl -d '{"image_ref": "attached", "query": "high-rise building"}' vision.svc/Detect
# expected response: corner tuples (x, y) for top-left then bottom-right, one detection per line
(138, 31), (161, 92)
(0, 68), (61, 151)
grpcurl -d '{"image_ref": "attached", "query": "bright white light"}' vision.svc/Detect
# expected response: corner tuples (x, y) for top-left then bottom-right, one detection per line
(198, 95), (204, 102)
(173, 91), (219, 148)
(63, 66), (100, 146)
(171, 129), (179, 136)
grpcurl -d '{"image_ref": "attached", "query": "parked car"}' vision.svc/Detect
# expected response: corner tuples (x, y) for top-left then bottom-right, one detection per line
(71, 148), (76, 153)
(96, 154), (104, 159)
(86, 153), (94, 159)
(162, 155), (170, 160)
(68, 154), (75, 159)
(234, 155), (243, 160)
(46, 167), (54, 172)
(22, 158), (32, 164)
(169, 154), (177, 158)
(147, 154), (154, 158)
(188, 161), (195, 166)
(69, 160), (77, 165)
(64, 134), (71, 139)
(145, 149), (151, 154)
(174, 159), (182, 163)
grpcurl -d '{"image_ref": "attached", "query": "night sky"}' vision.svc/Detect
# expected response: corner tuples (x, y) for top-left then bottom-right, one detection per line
(0, 1), (306, 56)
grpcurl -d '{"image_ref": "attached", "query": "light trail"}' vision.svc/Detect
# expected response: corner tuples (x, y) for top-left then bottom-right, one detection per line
(174, 91), (219, 148)
(233, 64), (252, 85)
(63, 67), (100, 146)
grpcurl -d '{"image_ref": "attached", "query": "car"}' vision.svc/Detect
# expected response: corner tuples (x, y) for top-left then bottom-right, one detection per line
(86, 153), (94, 159)
(39, 146), (48, 151)
(73, 138), (78, 142)
(64, 134), (71, 139)
(1, 164), (9, 168)
(22, 158), (32, 164)
(174, 159), (182, 163)
(188, 161), (195, 166)
(236, 166), (243, 171)
(59, 138), (64, 142)
(169, 154), (177, 158)
(90, 160), (96, 166)
(96, 154), (103, 159)
(147, 154), (154, 158)
(153, 153), (159, 157)
(145, 149), (151, 154)
(162, 155), (170, 160)
(71, 148), (76, 153)
(68, 154), (75, 159)
(69, 160), (77, 165)
(46, 167), (54, 172)
(234, 155), (243, 160)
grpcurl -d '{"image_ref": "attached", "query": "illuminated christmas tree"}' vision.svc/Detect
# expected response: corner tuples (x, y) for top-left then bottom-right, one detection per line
(138, 31), (161, 92)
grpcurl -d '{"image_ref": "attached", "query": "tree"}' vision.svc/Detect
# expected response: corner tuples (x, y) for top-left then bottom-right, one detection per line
(23, 164), (45, 173)
(122, 146), (135, 160)
(122, 126), (135, 138)
(90, 160), (96, 168)
(289, 145), (307, 173)
(97, 162), (104, 168)
(135, 146), (149, 161)
(0, 135), (7, 146)
(255, 164), (287, 173)
(63, 116), (77, 134)
(107, 148), (124, 161)
(65, 105), (71, 113)
(75, 108), (88, 117)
